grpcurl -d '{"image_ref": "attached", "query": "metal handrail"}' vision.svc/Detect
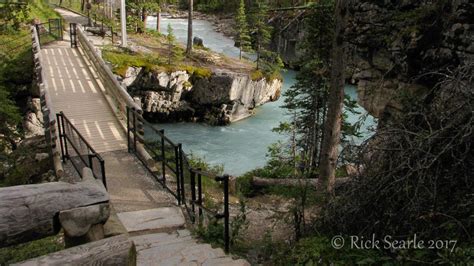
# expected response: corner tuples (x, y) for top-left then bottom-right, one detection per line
(58, 112), (100, 155)
(126, 106), (230, 253)
(57, 112), (107, 188)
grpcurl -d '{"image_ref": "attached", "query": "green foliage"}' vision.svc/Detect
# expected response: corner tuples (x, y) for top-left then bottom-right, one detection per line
(195, 218), (226, 247)
(277, 0), (361, 172)
(317, 64), (474, 263)
(102, 48), (156, 77)
(183, 65), (212, 79)
(258, 49), (284, 81)
(276, 235), (391, 265)
(167, 23), (184, 65)
(248, 0), (272, 70)
(250, 69), (263, 81)
(0, 86), (21, 153)
(230, 198), (248, 247)
(0, 235), (64, 264)
(0, 2), (30, 31)
(29, 0), (61, 22)
(234, 0), (251, 59)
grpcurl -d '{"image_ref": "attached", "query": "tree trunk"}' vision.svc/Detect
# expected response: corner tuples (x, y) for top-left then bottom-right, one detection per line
(156, 10), (161, 32)
(319, 0), (349, 193)
(142, 8), (148, 33)
(186, 0), (193, 55)
(0, 179), (108, 247)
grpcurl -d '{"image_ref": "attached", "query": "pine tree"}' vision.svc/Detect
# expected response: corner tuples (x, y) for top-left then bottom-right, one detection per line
(235, 0), (251, 60)
(279, 0), (360, 177)
(167, 23), (184, 65)
(249, 0), (272, 70)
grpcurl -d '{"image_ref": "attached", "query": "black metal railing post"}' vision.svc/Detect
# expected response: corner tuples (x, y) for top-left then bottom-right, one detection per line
(56, 113), (66, 162)
(190, 170), (196, 223)
(100, 159), (107, 189)
(88, 154), (94, 171)
(56, 112), (106, 189)
(160, 129), (166, 184)
(197, 169), (203, 223)
(60, 112), (69, 160)
(59, 19), (63, 40)
(70, 23), (77, 48)
(223, 174), (230, 253)
(174, 145), (181, 205)
(178, 143), (185, 205)
(132, 109), (137, 152)
(126, 107), (131, 152)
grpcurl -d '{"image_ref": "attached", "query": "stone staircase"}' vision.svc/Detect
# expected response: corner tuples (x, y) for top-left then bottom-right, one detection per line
(116, 207), (248, 266)
(132, 230), (248, 266)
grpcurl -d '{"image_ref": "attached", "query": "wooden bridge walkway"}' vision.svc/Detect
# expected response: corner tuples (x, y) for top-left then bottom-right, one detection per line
(41, 41), (127, 153)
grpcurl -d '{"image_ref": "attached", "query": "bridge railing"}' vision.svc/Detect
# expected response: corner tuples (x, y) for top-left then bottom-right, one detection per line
(31, 25), (64, 178)
(34, 18), (63, 46)
(127, 107), (230, 253)
(56, 112), (107, 188)
(75, 25), (142, 124)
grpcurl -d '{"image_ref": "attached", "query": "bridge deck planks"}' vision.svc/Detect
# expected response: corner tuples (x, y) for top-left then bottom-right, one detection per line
(41, 42), (127, 153)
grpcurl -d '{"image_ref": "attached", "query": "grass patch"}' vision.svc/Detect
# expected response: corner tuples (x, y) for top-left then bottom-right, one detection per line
(183, 65), (212, 79)
(29, 0), (61, 22)
(103, 47), (213, 79)
(0, 235), (64, 265)
(102, 48), (157, 77)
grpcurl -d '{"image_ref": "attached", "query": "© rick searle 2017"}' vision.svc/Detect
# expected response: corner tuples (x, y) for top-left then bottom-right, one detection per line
(349, 234), (458, 252)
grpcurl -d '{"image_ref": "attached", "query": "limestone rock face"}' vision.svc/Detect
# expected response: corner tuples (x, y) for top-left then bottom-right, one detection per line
(122, 67), (142, 87)
(128, 69), (282, 125)
(348, 0), (474, 118)
(23, 97), (44, 138)
(23, 111), (44, 138)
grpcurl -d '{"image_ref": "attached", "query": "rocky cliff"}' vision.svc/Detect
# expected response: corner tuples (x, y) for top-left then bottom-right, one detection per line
(349, 0), (473, 118)
(122, 68), (282, 125)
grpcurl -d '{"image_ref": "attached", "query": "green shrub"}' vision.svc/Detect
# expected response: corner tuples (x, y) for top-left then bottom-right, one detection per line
(250, 69), (264, 81)
(183, 65), (212, 79)
(102, 49), (155, 77)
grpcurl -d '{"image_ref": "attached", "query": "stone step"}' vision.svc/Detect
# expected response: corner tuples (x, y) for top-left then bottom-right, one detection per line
(117, 207), (185, 234)
(131, 231), (250, 266)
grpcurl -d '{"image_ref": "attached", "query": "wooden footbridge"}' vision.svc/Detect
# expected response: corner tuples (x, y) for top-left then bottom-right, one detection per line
(0, 8), (246, 265)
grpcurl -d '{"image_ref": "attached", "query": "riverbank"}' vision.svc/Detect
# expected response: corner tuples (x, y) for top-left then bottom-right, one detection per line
(145, 17), (376, 176)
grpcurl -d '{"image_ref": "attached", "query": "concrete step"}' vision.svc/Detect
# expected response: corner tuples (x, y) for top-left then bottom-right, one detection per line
(117, 207), (185, 234)
(131, 231), (250, 266)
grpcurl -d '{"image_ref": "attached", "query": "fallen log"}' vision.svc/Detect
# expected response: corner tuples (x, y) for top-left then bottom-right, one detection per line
(14, 234), (136, 266)
(0, 174), (108, 248)
(251, 176), (350, 188)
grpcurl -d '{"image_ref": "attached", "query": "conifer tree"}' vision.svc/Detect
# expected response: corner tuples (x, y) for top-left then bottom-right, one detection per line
(235, 0), (251, 60)
(279, 0), (360, 176)
(249, 0), (272, 70)
(167, 23), (184, 65)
